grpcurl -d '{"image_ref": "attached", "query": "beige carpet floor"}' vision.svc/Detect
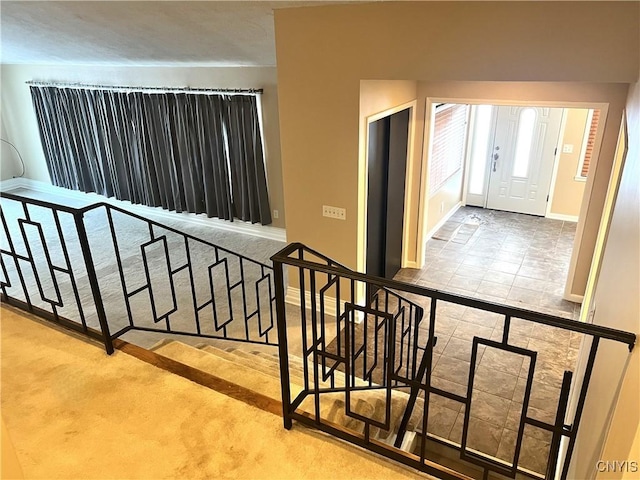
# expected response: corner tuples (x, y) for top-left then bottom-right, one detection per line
(0, 305), (427, 479)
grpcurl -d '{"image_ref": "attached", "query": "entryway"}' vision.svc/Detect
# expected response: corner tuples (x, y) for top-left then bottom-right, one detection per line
(418, 100), (602, 307)
(464, 104), (597, 221)
(359, 94), (605, 309)
(467, 105), (564, 216)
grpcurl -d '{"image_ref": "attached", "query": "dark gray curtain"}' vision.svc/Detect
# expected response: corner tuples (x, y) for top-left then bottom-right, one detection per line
(226, 96), (272, 225)
(30, 86), (271, 224)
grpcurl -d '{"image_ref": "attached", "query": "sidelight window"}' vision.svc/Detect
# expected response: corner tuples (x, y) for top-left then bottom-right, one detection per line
(467, 105), (494, 196)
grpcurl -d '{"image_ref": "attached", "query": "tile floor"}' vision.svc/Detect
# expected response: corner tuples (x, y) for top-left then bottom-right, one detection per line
(416, 302), (584, 475)
(396, 206), (581, 320)
(392, 207), (585, 475)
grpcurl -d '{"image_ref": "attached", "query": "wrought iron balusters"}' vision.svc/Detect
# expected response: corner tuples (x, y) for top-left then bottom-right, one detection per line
(271, 242), (636, 480)
(0, 192), (278, 352)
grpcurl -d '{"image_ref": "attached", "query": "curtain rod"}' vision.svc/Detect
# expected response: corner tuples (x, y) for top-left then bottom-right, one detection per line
(25, 81), (262, 95)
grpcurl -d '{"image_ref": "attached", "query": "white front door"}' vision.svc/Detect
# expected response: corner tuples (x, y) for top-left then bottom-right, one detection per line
(486, 106), (563, 216)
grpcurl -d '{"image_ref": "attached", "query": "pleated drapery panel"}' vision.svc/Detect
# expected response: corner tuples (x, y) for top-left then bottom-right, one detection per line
(225, 96), (272, 225)
(29, 86), (270, 224)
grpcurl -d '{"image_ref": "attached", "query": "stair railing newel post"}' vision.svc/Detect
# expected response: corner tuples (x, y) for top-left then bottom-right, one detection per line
(272, 258), (292, 429)
(73, 210), (114, 355)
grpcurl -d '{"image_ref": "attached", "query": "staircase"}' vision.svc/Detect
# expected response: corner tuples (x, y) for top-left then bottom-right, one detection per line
(150, 341), (420, 440)
(148, 340), (493, 480)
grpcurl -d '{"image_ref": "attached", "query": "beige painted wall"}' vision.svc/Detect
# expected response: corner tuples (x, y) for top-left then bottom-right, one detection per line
(570, 73), (640, 480)
(360, 81), (417, 122)
(550, 109), (589, 218)
(426, 170), (464, 235)
(597, 348), (640, 480)
(275, 1), (637, 296)
(0, 65), (286, 228)
(619, 426), (640, 480)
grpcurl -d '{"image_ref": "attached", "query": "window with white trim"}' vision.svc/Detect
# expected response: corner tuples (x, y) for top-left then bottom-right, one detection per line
(429, 103), (469, 194)
(576, 109), (600, 180)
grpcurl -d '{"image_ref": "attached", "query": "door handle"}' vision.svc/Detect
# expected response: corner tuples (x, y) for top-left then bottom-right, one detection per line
(492, 153), (499, 172)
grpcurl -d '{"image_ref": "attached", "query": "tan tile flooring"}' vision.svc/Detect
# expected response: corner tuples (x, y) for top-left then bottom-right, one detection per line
(393, 207), (585, 475)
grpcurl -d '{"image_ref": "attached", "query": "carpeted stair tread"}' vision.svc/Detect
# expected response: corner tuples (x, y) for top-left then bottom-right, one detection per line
(251, 350), (301, 367)
(220, 347), (282, 372)
(153, 341), (291, 401)
(203, 345), (296, 380)
(249, 349), (304, 369)
(298, 394), (369, 435)
(294, 387), (425, 445)
(206, 348), (398, 434)
(198, 344), (253, 364)
(149, 338), (173, 351)
(218, 346), (373, 389)
(155, 343), (427, 451)
(201, 345), (294, 383)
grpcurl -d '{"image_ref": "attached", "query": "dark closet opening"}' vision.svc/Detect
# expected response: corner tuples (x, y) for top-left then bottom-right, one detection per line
(366, 108), (410, 300)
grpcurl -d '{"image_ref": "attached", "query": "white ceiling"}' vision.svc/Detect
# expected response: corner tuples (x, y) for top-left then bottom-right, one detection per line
(0, 1), (361, 66)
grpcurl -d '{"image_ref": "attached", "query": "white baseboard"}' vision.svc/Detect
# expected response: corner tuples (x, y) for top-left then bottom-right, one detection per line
(425, 202), (462, 240)
(0, 177), (30, 191)
(563, 293), (584, 304)
(286, 286), (337, 318)
(1, 178), (287, 243)
(285, 286), (371, 324)
(546, 212), (579, 223)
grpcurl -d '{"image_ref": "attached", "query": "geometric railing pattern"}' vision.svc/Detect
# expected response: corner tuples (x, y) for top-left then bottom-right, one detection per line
(1, 193), (106, 344)
(0, 191), (277, 354)
(272, 243), (426, 438)
(3, 191), (637, 480)
(271, 242), (636, 480)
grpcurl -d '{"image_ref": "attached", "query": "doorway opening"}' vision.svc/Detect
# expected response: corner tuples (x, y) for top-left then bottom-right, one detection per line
(357, 96), (417, 308)
(414, 100), (605, 318)
(365, 107), (411, 299)
(467, 105), (562, 215)
(464, 105), (600, 219)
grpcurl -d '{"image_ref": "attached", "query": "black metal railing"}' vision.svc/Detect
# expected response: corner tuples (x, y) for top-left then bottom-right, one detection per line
(0, 191), (277, 353)
(272, 243), (636, 480)
(4, 190), (637, 479)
